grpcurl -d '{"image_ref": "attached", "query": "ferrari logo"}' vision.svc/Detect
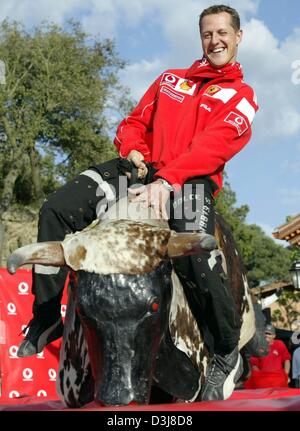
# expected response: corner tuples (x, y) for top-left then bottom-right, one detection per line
(205, 85), (221, 95)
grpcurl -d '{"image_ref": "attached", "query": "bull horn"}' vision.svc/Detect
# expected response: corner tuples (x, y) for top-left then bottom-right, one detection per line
(7, 242), (65, 274)
(167, 232), (217, 258)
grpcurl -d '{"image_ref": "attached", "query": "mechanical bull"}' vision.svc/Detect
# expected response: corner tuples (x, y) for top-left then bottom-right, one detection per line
(7, 196), (260, 407)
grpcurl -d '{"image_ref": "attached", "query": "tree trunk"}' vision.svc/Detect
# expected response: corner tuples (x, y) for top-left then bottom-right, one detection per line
(0, 155), (25, 265)
(28, 147), (44, 202)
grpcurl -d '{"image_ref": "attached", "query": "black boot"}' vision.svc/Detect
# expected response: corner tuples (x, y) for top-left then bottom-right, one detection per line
(17, 298), (64, 357)
(200, 346), (243, 401)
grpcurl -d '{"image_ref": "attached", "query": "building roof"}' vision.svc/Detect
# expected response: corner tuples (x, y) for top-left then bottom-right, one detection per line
(273, 213), (300, 246)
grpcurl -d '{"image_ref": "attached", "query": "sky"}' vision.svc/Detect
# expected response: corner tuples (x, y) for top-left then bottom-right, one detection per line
(0, 0), (299, 242)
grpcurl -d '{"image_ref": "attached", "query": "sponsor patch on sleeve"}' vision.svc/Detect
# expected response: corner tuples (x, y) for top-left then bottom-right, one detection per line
(161, 73), (181, 88)
(160, 86), (184, 103)
(160, 73), (196, 95)
(224, 111), (248, 136)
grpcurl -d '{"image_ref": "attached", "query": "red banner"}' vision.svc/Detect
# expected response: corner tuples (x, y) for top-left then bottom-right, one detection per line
(0, 268), (67, 400)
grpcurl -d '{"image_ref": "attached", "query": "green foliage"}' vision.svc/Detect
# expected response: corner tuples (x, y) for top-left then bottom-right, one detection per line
(0, 19), (128, 207)
(216, 175), (293, 287)
(288, 245), (300, 263)
(272, 309), (285, 325)
(271, 237), (300, 329)
(272, 289), (300, 329)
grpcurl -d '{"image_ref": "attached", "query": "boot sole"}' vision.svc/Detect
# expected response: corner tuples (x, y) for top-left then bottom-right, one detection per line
(223, 353), (243, 400)
(17, 318), (63, 357)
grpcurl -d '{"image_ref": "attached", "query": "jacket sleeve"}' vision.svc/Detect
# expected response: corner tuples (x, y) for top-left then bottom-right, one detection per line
(155, 85), (258, 187)
(249, 356), (260, 368)
(279, 341), (291, 362)
(114, 74), (161, 160)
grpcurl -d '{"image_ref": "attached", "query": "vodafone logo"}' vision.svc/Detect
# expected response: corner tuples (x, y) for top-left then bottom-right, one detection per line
(224, 111), (248, 136)
(164, 74), (177, 84)
(61, 304), (67, 318)
(18, 281), (30, 295)
(48, 368), (57, 381)
(234, 116), (244, 125)
(7, 302), (17, 315)
(9, 345), (19, 358)
(37, 351), (45, 359)
(161, 73), (180, 89)
(9, 390), (20, 398)
(22, 368), (34, 381)
(21, 324), (29, 337)
(37, 390), (48, 397)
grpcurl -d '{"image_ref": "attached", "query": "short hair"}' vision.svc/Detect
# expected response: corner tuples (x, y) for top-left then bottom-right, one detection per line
(264, 324), (276, 335)
(199, 4), (241, 31)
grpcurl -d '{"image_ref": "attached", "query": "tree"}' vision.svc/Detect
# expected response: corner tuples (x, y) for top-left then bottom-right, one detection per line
(215, 176), (293, 287)
(0, 20), (130, 260)
(0, 20), (130, 206)
(272, 289), (300, 330)
(271, 217), (300, 329)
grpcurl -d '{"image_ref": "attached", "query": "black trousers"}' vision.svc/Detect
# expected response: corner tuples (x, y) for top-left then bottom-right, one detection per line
(31, 158), (241, 354)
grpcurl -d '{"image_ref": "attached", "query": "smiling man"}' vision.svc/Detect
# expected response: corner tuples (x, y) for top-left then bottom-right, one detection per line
(17, 5), (258, 403)
(120, 5), (258, 401)
(200, 7), (242, 68)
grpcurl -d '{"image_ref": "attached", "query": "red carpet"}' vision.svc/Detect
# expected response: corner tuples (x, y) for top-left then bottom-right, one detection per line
(1, 388), (300, 411)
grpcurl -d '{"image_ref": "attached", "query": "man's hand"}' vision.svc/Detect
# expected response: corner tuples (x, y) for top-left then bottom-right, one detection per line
(128, 180), (170, 220)
(127, 150), (148, 180)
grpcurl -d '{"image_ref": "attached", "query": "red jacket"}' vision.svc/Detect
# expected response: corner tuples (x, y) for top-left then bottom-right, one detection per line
(114, 57), (258, 194)
(250, 340), (291, 373)
(245, 340), (291, 389)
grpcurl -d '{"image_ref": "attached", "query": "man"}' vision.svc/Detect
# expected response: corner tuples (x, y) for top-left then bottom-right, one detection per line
(17, 5), (258, 401)
(245, 324), (291, 388)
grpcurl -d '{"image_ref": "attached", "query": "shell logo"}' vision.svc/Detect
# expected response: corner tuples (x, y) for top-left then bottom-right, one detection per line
(18, 281), (30, 295)
(179, 80), (194, 91)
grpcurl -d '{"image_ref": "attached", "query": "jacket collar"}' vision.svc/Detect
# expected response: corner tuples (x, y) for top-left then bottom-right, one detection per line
(185, 57), (244, 82)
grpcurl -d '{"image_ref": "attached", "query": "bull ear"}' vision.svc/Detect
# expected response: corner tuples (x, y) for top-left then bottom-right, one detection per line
(167, 231), (217, 258)
(7, 242), (65, 274)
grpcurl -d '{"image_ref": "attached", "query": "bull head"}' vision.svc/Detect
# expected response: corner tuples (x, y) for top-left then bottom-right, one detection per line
(7, 220), (216, 275)
(7, 219), (216, 406)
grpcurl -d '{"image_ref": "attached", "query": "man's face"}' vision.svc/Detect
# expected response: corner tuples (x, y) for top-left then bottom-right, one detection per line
(200, 12), (242, 68)
(264, 332), (275, 345)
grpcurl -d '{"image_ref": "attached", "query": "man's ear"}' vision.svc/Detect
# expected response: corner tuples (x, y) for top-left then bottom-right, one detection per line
(236, 29), (243, 45)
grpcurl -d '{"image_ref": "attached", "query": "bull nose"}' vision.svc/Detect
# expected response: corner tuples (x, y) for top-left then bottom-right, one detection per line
(95, 387), (138, 407)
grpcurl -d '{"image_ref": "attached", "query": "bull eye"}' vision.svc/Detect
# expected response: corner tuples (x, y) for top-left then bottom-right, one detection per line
(150, 299), (159, 313)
